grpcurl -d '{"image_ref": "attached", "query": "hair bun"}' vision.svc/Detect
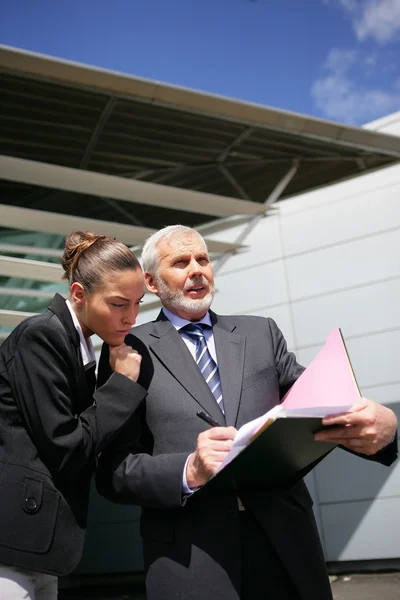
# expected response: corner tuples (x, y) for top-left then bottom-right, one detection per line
(61, 230), (140, 291)
(62, 231), (105, 280)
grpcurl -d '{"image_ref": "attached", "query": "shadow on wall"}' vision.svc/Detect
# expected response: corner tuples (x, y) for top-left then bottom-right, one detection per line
(308, 401), (400, 564)
(75, 486), (144, 575)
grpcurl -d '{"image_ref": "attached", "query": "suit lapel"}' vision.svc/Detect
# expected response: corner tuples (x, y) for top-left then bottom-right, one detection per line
(212, 313), (246, 427)
(149, 316), (226, 424)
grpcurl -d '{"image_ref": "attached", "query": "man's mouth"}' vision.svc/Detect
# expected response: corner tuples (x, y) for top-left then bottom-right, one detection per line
(186, 284), (207, 295)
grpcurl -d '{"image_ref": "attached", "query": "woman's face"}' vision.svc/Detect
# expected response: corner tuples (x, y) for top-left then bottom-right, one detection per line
(74, 269), (145, 346)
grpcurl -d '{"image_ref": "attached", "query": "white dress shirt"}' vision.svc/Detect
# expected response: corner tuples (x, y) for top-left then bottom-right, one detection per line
(162, 307), (219, 495)
(66, 299), (96, 370)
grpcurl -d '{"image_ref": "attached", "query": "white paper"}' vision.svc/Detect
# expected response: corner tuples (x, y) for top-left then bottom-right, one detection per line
(216, 403), (352, 473)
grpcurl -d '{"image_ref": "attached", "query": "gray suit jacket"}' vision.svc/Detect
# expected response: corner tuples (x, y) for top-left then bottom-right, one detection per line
(96, 311), (396, 600)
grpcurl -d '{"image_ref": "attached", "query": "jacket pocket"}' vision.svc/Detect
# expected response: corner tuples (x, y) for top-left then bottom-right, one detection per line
(242, 366), (277, 390)
(0, 474), (60, 553)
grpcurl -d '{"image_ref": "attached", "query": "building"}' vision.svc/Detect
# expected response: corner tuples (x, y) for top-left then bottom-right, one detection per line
(1, 45), (399, 576)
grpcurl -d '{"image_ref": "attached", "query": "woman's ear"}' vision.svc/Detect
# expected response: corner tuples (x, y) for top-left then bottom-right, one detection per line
(70, 282), (86, 306)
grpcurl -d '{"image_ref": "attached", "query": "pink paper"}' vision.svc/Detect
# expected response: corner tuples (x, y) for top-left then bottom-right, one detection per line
(281, 328), (360, 409)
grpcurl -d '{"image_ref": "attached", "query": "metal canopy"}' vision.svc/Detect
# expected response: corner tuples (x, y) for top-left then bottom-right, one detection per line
(1, 44), (399, 234)
(1, 44), (400, 331)
(0, 203), (243, 253)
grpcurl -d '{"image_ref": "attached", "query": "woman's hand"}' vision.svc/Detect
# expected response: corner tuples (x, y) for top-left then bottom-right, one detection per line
(109, 344), (142, 382)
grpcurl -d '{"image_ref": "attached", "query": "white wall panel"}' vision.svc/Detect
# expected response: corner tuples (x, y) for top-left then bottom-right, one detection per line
(346, 330), (400, 389)
(212, 260), (288, 314)
(286, 229), (400, 300)
(321, 498), (400, 561)
(361, 382), (400, 406)
(292, 278), (400, 348)
(314, 444), (400, 504)
(297, 330), (400, 388)
(281, 187), (400, 256)
(280, 162), (400, 216)
(214, 214), (283, 274)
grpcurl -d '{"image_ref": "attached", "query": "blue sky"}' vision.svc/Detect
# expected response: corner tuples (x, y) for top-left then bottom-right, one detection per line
(1, 0), (399, 125)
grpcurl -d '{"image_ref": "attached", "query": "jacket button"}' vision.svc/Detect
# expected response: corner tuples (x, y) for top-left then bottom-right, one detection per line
(25, 497), (38, 513)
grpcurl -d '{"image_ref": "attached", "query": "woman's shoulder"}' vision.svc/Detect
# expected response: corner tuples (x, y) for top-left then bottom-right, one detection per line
(4, 310), (69, 357)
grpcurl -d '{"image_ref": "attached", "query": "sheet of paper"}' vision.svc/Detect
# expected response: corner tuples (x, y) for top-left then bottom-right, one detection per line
(216, 402), (352, 473)
(281, 327), (360, 409)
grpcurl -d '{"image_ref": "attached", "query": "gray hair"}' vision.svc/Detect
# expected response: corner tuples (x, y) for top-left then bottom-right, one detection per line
(141, 225), (208, 275)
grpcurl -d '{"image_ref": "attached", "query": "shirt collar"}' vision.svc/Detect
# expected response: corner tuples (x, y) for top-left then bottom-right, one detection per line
(162, 306), (212, 331)
(66, 299), (97, 369)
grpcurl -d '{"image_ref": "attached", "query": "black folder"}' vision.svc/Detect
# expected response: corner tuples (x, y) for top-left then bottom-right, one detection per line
(206, 416), (337, 492)
(206, 327), (359, 492)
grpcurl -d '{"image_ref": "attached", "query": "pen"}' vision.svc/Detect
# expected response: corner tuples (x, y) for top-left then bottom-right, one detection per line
(196, 410), (221, 428)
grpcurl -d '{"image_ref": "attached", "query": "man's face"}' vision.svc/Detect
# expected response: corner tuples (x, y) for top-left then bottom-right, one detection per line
(145, 233), (215, 321)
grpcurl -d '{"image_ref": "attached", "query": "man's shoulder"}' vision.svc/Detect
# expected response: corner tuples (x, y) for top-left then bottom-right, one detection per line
(126, 319), (156, 344)
(133, 320), (155, 333)
(215, 313), (273, 329)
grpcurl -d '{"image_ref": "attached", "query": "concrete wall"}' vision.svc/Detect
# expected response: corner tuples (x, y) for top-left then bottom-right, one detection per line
(79, 113), (400, 572)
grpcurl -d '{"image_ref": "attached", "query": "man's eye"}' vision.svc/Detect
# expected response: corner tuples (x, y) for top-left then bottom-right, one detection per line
(173, 260), (187, 267)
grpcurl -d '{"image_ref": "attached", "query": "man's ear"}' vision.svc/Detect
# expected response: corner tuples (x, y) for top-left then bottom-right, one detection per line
(70, 282), (86, 305)
(145, 272), (159, 295)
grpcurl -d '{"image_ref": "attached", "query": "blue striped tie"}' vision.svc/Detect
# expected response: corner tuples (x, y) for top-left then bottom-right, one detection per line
(181, 324), (224, 413)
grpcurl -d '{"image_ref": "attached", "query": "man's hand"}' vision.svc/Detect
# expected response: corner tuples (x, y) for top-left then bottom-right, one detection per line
(314, 397), (397, 455)
(109, 344), (142, 382)
(186, 426), (237, 488)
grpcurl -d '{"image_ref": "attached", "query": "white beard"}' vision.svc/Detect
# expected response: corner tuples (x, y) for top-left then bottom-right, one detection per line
(155, 275), (215, 318)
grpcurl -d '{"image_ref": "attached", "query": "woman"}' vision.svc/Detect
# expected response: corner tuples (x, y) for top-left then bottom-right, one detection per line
(0, 231), (147, 599)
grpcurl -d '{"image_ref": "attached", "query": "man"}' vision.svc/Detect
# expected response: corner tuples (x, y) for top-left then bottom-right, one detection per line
(96, 225), (397, 600)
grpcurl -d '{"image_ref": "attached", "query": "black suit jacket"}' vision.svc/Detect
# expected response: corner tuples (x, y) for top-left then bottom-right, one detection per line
(96, 311), (397, 600)
(0, 294), (147, 576)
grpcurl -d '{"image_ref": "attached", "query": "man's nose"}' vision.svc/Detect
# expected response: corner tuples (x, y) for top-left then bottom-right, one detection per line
(188, 258), (202, 276)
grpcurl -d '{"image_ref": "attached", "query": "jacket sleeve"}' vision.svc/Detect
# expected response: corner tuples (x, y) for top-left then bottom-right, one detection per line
(268, 318), (305, 399)
(96, 340), (189, 509)
(95, 411), (189, 509)
(8, 318), (147, 484)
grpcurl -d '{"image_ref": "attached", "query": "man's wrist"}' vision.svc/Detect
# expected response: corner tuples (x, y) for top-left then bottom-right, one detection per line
(182, 454), (199, 495)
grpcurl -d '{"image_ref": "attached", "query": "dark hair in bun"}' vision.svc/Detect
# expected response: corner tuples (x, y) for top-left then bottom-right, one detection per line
(61, 231), (141, 293)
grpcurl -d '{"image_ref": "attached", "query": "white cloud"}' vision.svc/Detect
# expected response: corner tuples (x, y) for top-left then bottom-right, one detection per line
(364, 53), (377, 66)
(311, 48), (400, 123)
(337, 0), (400, 43)
(323, 48), (358, 73)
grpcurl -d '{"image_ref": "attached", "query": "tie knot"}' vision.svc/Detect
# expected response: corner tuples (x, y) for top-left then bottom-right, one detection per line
(180, 323), (209, 339)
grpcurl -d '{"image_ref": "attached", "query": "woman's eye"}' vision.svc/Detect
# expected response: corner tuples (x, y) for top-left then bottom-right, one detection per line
(111, 303), (124, 308)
